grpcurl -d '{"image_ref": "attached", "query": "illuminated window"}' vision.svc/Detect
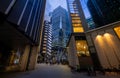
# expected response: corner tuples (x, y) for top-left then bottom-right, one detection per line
(43, 44), (46, 46)
(76, 40), (90, 56)
(43, 51), (46, 53)
(114, 26), (120, 39)
(70, 13), (79, 16)
(44, 38), (47, 40)
(73, 27), (84, 32)
(72, 17), (80, 20)
(43, 41), (47, 43)
(72, 19), (81, 23)
(72, 24), (82, 27)
(43, 47), (46, 50)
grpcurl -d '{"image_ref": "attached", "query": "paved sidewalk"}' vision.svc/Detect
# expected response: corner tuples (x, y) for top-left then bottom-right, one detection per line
(0, 64), (120, 78)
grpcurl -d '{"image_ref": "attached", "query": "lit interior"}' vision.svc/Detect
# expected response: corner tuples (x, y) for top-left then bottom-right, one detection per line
(76, 40), (90, 56)
(73, 27), (84, 32)
(71, 13), (84, 33)
(72, 24), (82, 27)
(72, 17), (80, 20)
(70, 13), (79, 16)
(72, 20), (81, 23)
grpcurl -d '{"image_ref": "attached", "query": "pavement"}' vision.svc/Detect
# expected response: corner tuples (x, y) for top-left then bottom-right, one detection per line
(0, 64), (120, 78)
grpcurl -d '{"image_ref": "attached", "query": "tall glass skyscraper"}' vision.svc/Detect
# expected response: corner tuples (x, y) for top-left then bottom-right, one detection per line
(51, 6), (71, 63)
(51, 6), (71, 47)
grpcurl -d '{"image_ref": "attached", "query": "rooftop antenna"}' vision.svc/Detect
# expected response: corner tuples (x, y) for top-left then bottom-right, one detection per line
(59, 0), (62, 29)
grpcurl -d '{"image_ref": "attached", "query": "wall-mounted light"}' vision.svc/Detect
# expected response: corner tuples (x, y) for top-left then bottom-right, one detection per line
(96, 34), (102, 38)
(104, 33), (110, 37)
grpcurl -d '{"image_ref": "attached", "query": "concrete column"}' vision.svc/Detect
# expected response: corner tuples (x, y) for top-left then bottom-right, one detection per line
(27, 46), (38, 70)
(68, 36), (79, 69)
(19, 45), (30, 71)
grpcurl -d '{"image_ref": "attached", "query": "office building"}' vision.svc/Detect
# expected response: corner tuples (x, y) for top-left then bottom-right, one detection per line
(39, 20), (52, 63)
(51, 6), (71, 47)
(37, 0), (52, 63)
(51, 6), (71, 62)
(0, 0), (46, 72)
(87, 0), (120, 27)
(66, 0), (92, 70)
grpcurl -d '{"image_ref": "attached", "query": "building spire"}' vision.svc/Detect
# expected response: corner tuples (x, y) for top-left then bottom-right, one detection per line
(60, 16), (62, 28)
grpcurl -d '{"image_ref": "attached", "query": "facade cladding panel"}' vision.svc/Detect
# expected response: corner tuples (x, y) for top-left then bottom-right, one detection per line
(26, 0), (37, 36)
(7, 0), (27, 24)
(0, 0), (15, 14)
(30, 0), (41, 41)
(20, 0), (35, 31)
(5, 0), (46, 44)
(87, 0), (120, 27)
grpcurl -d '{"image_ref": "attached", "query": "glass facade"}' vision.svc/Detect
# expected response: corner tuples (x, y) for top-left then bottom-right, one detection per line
(67, 0), (93, 69)
(51, 6), (71, 47)
(67, 0), (89, 57)
(67, 0), (84, 33)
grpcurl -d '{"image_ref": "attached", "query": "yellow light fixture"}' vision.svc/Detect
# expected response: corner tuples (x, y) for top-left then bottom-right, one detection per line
(104, 33), (110, 37)
(114, 26), (120, 39)
(97, 35), (102, 38)
(77, 43), (80, 45)
(84, 46), (86, 49)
